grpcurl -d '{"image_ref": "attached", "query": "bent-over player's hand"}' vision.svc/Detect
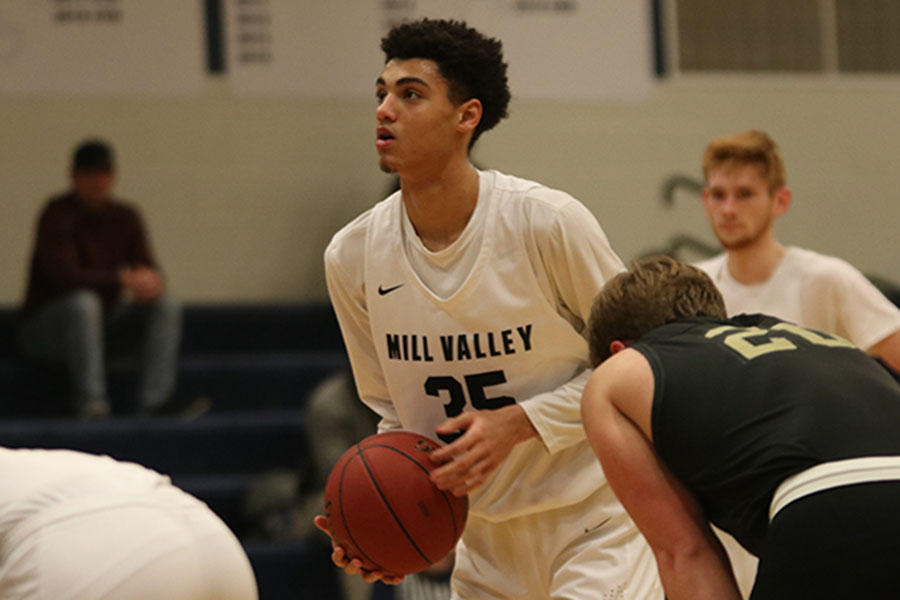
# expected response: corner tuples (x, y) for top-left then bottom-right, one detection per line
(312, 514), (405, 585)
(430, 404), (538, 496)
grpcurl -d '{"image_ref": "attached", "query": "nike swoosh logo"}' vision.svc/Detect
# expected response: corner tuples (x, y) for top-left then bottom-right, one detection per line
(378, 283), (404, 296)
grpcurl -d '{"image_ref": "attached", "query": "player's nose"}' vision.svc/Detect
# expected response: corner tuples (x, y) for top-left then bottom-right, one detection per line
(376, 95), (396, 122)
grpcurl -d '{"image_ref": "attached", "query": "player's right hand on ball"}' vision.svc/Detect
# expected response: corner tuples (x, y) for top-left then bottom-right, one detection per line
(313, 515), (405, 585)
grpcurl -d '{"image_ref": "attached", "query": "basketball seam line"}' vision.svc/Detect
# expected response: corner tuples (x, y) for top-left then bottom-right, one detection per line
(366, 442), (464, 539)
(359, 444), (437, 568)
(338, 450), (384, 570)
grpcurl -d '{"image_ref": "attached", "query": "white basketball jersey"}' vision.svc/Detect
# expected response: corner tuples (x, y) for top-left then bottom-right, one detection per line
(361, 171), (606, 520)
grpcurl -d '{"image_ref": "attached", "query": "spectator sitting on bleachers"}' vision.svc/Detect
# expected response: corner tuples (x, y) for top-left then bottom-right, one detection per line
(17, 139), (181, 418)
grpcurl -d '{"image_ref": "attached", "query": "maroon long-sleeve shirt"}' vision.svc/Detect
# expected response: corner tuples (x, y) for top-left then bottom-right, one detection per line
(22, 192), (158, 314)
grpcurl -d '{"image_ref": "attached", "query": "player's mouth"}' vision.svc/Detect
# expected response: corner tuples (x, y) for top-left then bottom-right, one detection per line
(717, 220), (740, 232)
(376, 127), (395, 149)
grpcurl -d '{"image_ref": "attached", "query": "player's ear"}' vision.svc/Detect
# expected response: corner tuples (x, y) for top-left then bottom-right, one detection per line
(457, 98), (482, 135)
(609, 340), (629, 355)
(773, 186), (792, 216)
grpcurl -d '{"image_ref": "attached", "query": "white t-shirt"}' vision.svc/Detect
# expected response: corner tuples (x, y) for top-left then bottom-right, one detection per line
(696, 247), (900, 351)
(325, 169), (624, 521)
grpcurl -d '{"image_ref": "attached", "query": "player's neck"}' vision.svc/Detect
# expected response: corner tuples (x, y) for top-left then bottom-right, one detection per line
(726, 238), (786, 285)
(400, 161), (479, 252)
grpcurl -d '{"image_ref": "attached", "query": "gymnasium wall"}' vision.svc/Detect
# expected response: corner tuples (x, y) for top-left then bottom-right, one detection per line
(2, 75), (898, 305)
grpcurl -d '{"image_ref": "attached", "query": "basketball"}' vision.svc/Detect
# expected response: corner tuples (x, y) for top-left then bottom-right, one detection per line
(323, 430), (468, 576)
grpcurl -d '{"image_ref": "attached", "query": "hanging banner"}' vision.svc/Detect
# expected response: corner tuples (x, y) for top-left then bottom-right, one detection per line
(0, 0), (206, 95)
(225, 0), (654, 101)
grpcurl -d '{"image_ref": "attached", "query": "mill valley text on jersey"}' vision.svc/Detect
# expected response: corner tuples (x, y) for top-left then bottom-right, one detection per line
(385, 324), (534, 362)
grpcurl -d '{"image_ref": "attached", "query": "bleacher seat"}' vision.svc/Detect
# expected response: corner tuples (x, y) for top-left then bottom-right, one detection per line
(0, 410), (310, 475)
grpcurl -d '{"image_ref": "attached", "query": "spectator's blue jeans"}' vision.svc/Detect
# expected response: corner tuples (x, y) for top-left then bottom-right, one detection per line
(18, 290), (182, 415)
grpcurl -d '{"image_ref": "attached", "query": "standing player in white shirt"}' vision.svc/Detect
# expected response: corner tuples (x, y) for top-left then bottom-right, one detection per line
(316, 18), (661, 600)
(695, 130), (900, 371)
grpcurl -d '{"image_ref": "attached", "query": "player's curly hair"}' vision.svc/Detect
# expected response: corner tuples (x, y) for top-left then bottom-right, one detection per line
(588, 256), (727, 366)
(381, 18), (511, 146)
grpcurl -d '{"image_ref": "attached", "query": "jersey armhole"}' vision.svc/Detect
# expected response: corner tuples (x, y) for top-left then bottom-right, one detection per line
(632, 343), (666, 450)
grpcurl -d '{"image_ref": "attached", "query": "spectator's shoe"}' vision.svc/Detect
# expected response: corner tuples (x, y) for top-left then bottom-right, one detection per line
(78, 399), (111, 420)
(143, 395), (213, 420)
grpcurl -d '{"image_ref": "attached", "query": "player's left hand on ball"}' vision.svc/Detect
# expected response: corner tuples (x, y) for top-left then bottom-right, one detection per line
(333, 547), (405, 585)
(430, 405), (535, 496)
(313, 515), (405, 585)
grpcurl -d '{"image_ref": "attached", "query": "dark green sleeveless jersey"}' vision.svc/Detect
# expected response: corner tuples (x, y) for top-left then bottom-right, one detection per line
(632, 314), (900, 557)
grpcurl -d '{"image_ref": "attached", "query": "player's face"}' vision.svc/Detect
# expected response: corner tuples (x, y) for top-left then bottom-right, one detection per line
(375, 58), (465, 176)
(702, 163), (781, 250)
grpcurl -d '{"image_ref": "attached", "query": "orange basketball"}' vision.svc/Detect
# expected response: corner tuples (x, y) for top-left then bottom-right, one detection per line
(323, 430), (468, 576)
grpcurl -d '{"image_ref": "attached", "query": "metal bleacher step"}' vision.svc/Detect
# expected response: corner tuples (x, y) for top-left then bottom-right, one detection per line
(110, 351), (348, 412)
(0, 410), (311, 476)
(242, 539), (343, 600)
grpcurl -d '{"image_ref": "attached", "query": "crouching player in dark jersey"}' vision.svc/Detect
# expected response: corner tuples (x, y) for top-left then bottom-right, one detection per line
(581, 255), (900, 600)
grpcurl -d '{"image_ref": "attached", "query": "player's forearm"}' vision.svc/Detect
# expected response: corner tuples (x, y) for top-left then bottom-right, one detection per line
(656, 546), (741, 600)
(501, 403), (538, 445)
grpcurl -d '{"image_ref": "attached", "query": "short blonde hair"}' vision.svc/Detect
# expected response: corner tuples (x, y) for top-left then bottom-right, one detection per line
(587, 256), (726, 367)
(702, 130), (786, 192)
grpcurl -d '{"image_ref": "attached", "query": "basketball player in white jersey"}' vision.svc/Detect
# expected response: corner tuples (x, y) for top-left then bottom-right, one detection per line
(0, 447), (257, 600)
(316, 18), (662, 600)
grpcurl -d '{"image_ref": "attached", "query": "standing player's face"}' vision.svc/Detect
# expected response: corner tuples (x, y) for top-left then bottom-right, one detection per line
(702, 164), (781, 250)
(375, 58), (463, 176)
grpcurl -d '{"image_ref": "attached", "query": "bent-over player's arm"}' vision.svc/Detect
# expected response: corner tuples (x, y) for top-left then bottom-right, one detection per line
(581, 349), (741, 600)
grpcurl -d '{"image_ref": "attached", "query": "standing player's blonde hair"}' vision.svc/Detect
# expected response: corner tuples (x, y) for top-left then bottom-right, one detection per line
(702, 130), (787, 192)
